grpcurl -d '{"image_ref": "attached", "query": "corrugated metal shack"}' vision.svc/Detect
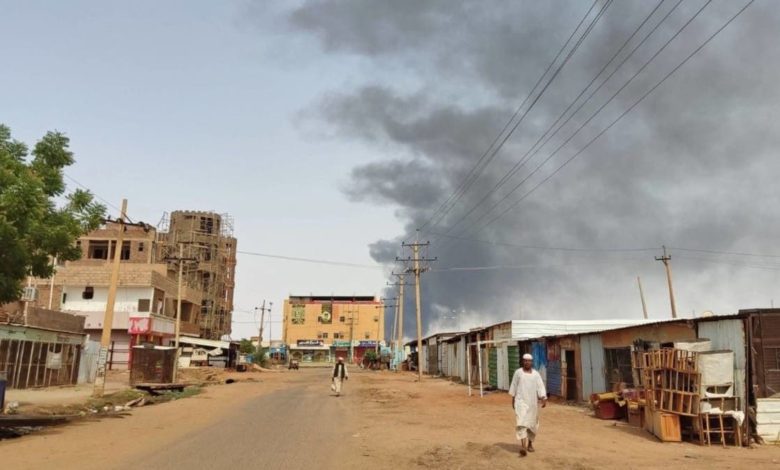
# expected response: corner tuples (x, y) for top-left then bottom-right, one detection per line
(0, 307), (86, 389)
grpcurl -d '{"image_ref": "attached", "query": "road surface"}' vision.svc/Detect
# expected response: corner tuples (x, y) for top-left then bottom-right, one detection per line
(3, 367), (778, 470)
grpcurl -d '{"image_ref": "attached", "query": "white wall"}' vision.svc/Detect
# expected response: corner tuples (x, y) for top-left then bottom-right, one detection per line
(62, 286), (154, 314)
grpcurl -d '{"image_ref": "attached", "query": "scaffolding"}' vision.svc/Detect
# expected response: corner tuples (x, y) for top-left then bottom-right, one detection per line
(155, 211), (236, 340)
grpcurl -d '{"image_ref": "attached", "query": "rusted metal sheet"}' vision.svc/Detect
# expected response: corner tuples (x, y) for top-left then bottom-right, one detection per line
(751, 313), (780, 398)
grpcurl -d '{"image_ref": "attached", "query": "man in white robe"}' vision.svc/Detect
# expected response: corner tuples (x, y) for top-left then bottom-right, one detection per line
(509, 353), (547, 457)
(332, 356), (349, 396)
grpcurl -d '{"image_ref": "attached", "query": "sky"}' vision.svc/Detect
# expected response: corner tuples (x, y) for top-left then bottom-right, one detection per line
(2, 1), (779, 341)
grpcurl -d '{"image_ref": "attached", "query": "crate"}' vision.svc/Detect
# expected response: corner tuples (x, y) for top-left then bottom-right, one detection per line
(652, 411), (682, 442)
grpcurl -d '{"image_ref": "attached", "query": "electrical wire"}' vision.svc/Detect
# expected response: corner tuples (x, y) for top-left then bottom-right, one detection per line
(437, 0), (676, 239)
(455, 0), (754, 241)
(420, 0), (607, 232)
(236, 250), (384, 270)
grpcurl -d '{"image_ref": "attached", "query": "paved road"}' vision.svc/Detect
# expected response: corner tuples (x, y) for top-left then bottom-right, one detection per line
(119, 368), (354, 469)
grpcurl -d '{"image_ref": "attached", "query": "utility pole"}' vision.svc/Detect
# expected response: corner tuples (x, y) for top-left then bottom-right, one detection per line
(655, 246), (678, 319)
(256, 301), (272, 356)
(377, 298), (396, 355)
(636, 276), (648, 319)
(388, 273), (411, 366)
(347, 309), (357, 363)
(93, 199), (127, 398)
(163, 244), (198, 383)
(398, 234), (436, 381)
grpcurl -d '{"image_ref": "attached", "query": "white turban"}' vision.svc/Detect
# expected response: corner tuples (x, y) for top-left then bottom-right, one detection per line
(522, 353), (533, 360)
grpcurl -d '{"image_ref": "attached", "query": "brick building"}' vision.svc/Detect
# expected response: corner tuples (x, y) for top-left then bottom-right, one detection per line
(282, 295), (384, 364)
(12, 210), (237, 368)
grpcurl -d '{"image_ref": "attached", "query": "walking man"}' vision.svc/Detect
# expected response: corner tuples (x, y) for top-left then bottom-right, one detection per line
(509, 353), (547, 457)
(332, 356), (349, 396)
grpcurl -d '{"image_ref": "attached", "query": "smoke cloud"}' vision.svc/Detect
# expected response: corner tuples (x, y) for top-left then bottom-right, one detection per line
(279, 0), (780, 336)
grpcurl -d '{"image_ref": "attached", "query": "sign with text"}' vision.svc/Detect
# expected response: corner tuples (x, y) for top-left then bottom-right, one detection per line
(358, 340), (377, 348)
(297, 339), (324, 347)
(128, 317), (151, 334)
(332, 340), (351, 348)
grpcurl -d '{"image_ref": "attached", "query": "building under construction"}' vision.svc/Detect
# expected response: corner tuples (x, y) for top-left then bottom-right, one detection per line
(157, 211), (237, 339)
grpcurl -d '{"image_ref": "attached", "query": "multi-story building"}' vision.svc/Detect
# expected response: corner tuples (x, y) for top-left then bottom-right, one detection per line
(282, 295), (384, 364)
(157, 211), (237, 339)
(16, 210), (237, 368)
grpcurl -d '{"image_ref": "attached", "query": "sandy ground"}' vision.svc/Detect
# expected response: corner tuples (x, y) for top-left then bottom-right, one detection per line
(350, 372), (780, 469)
(2, 368), (779, 469)
(5, 370), (131, 411)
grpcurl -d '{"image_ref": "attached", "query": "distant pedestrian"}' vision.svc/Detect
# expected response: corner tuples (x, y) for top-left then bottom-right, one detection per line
(509, 353), (547, 457)
(332, 356), (349, 396)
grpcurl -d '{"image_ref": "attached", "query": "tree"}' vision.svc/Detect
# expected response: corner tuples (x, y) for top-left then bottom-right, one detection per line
(238, 339), (255, 354)
(0, 124), (105, 303)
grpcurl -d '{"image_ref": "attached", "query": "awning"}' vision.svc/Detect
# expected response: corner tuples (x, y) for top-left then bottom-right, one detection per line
(176, 336), (230, 350)
(289, 345), (331, 351)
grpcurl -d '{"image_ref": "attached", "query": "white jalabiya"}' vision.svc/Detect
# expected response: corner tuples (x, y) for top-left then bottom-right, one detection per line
(508, 368), (547, 441)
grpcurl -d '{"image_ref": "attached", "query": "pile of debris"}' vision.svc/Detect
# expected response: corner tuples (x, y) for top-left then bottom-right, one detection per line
(592, 339), (743, 447)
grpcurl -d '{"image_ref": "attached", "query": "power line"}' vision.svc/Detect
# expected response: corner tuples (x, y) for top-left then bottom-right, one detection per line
(460, 0), (754, 238)
(429, 231), (657, 253)
(670, 246), (780, 259)
(436, 0), (675, 240)
(63, 172), (137, 224)
(420, 0), (607, 232)
(236, 250), (384, 270)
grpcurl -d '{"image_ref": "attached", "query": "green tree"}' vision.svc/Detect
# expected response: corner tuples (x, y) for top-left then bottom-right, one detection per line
(0, 124), (105, 302)
(238, 339), (255, 354)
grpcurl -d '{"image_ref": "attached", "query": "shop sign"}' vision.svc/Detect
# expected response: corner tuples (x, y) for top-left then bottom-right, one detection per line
(332, 340), (351, 348)
(297, 339), (324, 347)
(128, 317), (151, 334)
(358, 340), (377, 348)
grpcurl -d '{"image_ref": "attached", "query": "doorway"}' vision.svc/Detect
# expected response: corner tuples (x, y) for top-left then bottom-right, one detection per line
(565, 350), (577, 401)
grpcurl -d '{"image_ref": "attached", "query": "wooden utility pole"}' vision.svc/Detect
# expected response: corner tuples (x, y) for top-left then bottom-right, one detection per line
(93, 199), (127, 398)
(656, 246), (678, 319)
(398, 235), (436, 381)
(637, 276), (648, 319)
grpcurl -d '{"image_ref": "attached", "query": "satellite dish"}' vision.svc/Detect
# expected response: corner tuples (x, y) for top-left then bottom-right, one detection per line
(700, 310), (714, 318)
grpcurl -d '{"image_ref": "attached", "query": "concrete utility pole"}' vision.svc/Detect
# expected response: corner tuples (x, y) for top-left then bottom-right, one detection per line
(636, 276), (648, 319)
(93, 199), (127, 398)
(256, 301), (272, 355)
(377, 298), (396, 355)
(655, 246), (678, 319)
(398, 234), (436, 381)
(347, 309), (357, 363)
(388, 273), (411, 367)
(163, 244), (198, 383)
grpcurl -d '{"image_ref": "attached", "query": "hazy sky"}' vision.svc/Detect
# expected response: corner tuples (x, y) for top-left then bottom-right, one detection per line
(3, 1), (778, 341)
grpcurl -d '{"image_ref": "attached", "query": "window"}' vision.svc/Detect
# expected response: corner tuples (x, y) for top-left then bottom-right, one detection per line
(322, 333), (328, 339)
(88, 241), (109, 259)
(365, 332), (371, 339)
(82, 287), (94, 300)
(339, 316), (346, 323)
(138, 299), (151, 312)
(62, 293), (67, 304)
(138, 242), (145, 252)
(333, 332), (343, 340)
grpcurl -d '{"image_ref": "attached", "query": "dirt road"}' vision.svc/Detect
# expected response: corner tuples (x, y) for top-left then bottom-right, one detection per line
(2, 368), (779, 469)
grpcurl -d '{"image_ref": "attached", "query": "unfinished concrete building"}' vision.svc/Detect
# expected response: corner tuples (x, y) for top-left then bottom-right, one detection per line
(157, 211), (237, 340)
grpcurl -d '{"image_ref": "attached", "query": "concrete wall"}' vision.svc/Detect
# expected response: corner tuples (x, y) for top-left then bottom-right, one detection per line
(282, 299), (384, 347)
(62, 286), (154, 314)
